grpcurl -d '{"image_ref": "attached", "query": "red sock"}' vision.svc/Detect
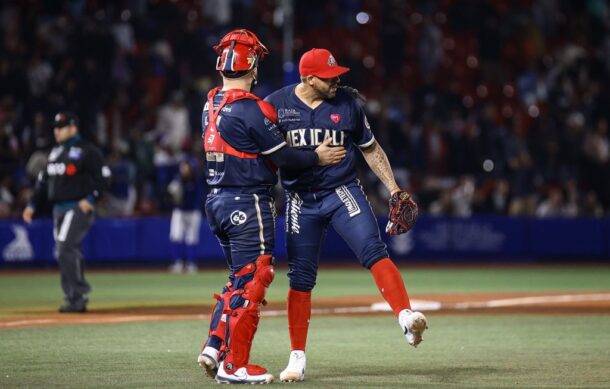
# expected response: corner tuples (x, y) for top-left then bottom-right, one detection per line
(287, 288), (311, 351)
(370, 258), (411, 316)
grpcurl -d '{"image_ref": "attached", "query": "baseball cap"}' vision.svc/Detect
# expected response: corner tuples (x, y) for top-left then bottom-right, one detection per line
(52, 112), (79, 128)
(299, 48), (350, 78)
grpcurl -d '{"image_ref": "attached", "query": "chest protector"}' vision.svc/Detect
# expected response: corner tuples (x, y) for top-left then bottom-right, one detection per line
(203, 87), (278, 159)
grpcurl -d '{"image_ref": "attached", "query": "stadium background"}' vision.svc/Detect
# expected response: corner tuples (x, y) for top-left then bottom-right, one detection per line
(2, 0), (610, 264)
(1, 1), (610, 388)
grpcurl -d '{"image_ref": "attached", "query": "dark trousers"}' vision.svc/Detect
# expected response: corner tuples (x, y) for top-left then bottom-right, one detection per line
(53, 205), (93, 304)
(285, 179), (389, 291)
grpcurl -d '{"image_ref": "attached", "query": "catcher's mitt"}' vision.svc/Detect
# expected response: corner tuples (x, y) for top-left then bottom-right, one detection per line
(386, 190), (418, 236)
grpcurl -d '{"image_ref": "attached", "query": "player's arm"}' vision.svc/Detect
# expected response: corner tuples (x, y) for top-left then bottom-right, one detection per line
(80, 146), (111, 213)
(360, 140), (418, 235)
(23, 169), (48, 223)
(359, 139), (400, 195)
(267, 137), (345, 168)
(255, 100), (345, 168)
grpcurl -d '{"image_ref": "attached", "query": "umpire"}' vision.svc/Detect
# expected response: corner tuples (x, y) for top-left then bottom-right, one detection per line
(22, 112), (111, 313)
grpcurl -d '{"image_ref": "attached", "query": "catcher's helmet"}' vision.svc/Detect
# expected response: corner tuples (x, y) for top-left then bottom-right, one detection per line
(215, 29), (269, 77)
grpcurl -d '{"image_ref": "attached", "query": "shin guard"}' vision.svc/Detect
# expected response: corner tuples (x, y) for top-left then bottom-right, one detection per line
(222, 255), (274, 373)
(202, 282), (232, 352)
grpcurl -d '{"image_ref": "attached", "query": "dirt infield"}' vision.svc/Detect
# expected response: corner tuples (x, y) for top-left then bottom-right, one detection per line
(2, 291), (609, 330)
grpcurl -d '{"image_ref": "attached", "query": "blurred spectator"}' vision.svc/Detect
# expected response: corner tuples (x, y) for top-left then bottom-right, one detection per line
(0, 172), (14, 218)
(580, 191), (604, 217)
(167, 158), (204, 274)
(474, 178), (511, 215)
(0, 0), (609, 219)
(100, 144), (137, 217)
(536, 187), (569, 218)
(150, 90), (190, 169)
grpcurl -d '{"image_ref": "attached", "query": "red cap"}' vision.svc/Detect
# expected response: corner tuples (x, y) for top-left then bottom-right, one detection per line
(299, 48), (350, 78)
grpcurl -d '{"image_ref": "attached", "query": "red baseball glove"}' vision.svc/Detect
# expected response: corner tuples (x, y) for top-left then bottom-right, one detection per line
(386, 190), (418, 236)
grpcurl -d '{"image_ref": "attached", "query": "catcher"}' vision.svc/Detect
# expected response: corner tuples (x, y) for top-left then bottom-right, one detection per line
(264, 48), (428, 382)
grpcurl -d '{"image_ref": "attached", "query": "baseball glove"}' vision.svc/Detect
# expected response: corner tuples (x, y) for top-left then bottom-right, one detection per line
(386, 190), (418, 236)
(338, 85), (366, 103)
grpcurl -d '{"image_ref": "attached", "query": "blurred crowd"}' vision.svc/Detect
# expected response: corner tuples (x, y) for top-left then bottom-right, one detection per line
(1, 0), (609, 219)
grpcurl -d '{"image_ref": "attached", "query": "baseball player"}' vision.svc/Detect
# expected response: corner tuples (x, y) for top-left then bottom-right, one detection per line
(265, 48), (426, 382)
(196, 31), (346, 384)
(168, 159), (204, 274)
(22, 112), (111, 313)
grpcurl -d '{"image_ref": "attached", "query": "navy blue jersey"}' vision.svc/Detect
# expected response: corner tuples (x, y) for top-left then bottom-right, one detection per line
(202, 89), (286, 188)
(265, 85), (374, 190)
(178, 176), (205, 211)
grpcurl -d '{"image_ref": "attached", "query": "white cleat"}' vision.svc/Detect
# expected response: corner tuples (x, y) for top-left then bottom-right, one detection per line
(399, 309), (428, 347)
(197, 346), (219, 378)
(215, 361), (274, 384)
(279, 350), (306, 382)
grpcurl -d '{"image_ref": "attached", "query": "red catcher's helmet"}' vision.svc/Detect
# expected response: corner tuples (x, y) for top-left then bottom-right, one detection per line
(214, 29), (269, 74)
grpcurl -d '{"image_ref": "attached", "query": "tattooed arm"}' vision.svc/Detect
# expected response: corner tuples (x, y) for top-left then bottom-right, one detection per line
(360, 140), (400, 195)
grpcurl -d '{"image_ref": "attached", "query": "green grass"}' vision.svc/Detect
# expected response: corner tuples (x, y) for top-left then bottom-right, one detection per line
(1, 315), (609, 388)
(1, 266), (609, 387)
(1, 266), (609, 315)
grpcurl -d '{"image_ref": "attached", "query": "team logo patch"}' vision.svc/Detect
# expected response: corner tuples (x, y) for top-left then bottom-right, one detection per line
(68, 147), (82, 159)
(335, 185), (361, 217)
(330, 113), (341, 124)
(277, 108), (301, 122)
(230, 210), (248, 225)
(328, 55), (337, 67)
(65, 164), (77, 176)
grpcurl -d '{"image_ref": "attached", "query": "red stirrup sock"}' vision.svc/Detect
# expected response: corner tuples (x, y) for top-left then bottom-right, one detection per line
(287, 288), (311, 351)
(370, 258), (411, 316)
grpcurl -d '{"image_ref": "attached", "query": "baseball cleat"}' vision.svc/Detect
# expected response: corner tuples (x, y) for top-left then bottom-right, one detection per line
(197, 346), (219, 378)
(215, 361), (274, 384)
(399, 309), (428, 347)
(279, 350), (306, 382)
(58, 298), (88, 313)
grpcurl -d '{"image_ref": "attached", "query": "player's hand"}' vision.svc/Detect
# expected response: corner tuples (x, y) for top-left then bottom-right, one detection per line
(315, 137), (347, 166)
(22, 207), (34, 224)
(386, 190), (418, 235)
(78, 199), (94, 214)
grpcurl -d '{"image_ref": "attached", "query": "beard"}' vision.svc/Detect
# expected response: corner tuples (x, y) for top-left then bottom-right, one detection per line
(316, 83), (338, 99)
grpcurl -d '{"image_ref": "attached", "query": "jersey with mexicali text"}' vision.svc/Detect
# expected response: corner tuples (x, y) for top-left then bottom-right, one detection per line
(264, 85), (374, 190)
(202, 90), (286, 188)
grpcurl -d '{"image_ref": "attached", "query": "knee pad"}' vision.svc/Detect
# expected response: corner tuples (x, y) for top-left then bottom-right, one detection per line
(238, 255), (274, 304)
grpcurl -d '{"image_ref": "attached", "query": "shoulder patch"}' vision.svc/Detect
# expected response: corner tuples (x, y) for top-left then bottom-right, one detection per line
(257, 100), (278, 124)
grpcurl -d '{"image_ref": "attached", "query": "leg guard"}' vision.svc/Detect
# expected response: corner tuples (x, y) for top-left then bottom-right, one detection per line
(202, 282), (233, 352)
(222, 255), (274, 373)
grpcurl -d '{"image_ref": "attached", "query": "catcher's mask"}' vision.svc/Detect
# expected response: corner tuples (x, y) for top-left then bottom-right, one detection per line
(214, 29), (269, 79)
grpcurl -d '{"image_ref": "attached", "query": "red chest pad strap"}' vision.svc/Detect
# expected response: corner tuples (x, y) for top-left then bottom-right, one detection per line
(203, 88), (277, 159)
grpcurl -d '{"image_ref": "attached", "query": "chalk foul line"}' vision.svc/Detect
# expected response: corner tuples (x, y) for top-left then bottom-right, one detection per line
(2, 293), (609, 328)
